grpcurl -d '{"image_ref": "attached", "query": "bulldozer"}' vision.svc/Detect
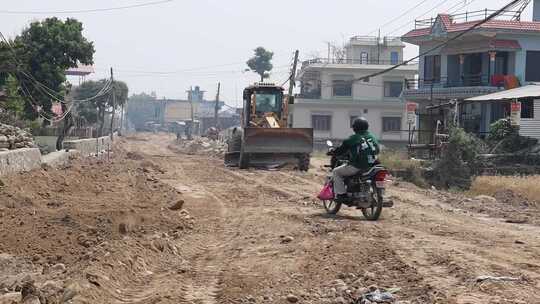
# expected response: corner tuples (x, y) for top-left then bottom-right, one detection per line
(224, 82), (313, 170)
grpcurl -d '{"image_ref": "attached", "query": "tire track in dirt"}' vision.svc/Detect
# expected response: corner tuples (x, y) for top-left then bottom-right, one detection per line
(123, 134), (539, 302)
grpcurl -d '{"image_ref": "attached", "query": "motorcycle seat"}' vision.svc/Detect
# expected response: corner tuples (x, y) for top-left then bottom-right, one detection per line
(352, 165), (384, 178)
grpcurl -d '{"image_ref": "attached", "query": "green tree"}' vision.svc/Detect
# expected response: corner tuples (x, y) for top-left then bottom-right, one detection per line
(246, 47), (274, 82)
(0, 75), (24, 116)
(7, 17), (94, 121)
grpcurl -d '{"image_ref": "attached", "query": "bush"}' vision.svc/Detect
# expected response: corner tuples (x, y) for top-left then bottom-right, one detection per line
(379, 150), (429, 188)
(488, 118), (515, 141)
(488, 118), (538, 153)
(431, 126), (485, 189)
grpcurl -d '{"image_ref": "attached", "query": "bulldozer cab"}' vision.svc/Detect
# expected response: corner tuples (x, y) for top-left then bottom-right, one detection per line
(243, 84), (285, 127)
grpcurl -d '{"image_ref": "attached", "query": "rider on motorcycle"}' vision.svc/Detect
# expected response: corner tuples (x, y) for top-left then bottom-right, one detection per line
(329, 117), (380, 201)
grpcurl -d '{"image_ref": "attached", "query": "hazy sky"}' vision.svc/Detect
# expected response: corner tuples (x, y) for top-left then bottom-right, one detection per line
(0, 0), (532, 106)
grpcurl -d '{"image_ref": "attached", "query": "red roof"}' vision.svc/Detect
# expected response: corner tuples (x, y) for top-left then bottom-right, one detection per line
(489, 39), (521, 49)
(403, 14), (540, 38)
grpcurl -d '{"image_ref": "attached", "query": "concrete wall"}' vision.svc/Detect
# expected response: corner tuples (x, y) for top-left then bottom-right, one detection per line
(41, 150), (80, 168)
(0, 148), (42, 176)
(64, 135), (112, 157)
(34, 136), (79, 154)
(0, 134), (117, 176)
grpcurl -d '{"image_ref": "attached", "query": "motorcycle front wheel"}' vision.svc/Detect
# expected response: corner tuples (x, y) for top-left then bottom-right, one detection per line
(361, 185), (383, 221)
(323, 200), (342, 215)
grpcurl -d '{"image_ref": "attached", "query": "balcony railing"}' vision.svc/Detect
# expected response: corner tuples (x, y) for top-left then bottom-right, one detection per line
(348, 36), (403, 45)
(404, 74), (501, 90)
(302, 58), (417, 68)
(415, 9), (523, 29)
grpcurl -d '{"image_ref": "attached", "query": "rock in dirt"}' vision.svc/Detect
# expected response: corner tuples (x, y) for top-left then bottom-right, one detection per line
(51, 263), (66, 273)
(357, 288), (395, 304)
(474, 195), (497, 204)
(20, 281), (43, 304)
(62, 282), (81, 302)
(505, 218), (528, 224)
(286, 294), (299, 303)
(334, 296), (346, 304)
(280, 236), (294, 244)
(475, 275), (521, 283)
(0, 292), (20, 304)
(169, 200), (185, 211)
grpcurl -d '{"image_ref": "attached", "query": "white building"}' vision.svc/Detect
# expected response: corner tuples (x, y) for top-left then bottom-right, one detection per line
(292, 36), (417, 146)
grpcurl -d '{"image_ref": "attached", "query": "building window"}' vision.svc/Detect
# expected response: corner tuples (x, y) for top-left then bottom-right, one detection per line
(332, 76), (353, 97)
(521, 98), (534, 119)
(312, 115), (332, 131)
(363, 109), (368, 114)
(384, 82), (403, 98)
(526, 51), (540, 82)
(424, 55), (441, 82)
(383, 117), (402, 132)
(360, 52), (369, 64)
(390, 51), (399, 65)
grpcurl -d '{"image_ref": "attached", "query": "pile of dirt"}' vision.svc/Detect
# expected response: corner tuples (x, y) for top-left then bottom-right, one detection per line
(0, 148), (190, 303)
(169, 137), (227, 157)
(0, 123), (35, 151)
(431, 188), (540, 225)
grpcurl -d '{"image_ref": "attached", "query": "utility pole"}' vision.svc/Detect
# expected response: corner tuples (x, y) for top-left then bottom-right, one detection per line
(214, 82), (220, 128)
(377, 29), (381, 64)
(189, 86), (194, 122)
(109, 67), (116, 141)
(288, 50), (300, 98)
(325, 42), (331, 63)
(286, 50), (299, 128)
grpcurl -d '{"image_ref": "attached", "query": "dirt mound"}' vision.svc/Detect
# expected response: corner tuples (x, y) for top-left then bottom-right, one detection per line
(168, 137), (226, 157)
(0, 148), (190, 302)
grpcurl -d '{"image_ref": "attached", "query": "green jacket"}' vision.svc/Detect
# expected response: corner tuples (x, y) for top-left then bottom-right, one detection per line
(335, 131), (380, 169)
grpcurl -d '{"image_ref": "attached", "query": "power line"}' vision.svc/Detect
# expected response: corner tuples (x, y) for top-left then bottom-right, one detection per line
(385, 0), (455, 36)
(447, 0), (476, 15)
(0, 0), (175, 15)
(365, 0), (433, 36)
(351, 0), (522, 85)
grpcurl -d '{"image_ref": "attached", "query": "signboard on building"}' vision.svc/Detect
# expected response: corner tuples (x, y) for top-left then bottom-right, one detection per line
(406, 102), (417, 125)
(510, 101), (521, 126)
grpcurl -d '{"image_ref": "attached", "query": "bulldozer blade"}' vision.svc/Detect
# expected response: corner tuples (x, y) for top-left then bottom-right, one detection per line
(242, 128), (313, 154)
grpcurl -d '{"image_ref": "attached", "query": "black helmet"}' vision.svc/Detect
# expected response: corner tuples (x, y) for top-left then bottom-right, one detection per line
(352, 117), (369, 132)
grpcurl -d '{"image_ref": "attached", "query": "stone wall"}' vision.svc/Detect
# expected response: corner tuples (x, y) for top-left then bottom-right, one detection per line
(0, 123), (35, 151)
(0, 148), (42, 176)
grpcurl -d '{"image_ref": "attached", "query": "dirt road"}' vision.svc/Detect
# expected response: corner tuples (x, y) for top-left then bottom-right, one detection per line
(1, 133), (540, 304)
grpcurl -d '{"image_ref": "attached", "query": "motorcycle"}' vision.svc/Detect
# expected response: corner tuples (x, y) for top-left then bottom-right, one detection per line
(318, 140), (392, 221)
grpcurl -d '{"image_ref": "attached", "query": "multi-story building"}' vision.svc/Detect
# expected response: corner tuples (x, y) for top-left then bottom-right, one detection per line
(402, 1), (540, 139)
(292, 36), (417, 146)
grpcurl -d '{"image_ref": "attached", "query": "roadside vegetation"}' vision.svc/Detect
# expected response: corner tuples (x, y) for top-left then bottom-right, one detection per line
(470, 175), (540, 203)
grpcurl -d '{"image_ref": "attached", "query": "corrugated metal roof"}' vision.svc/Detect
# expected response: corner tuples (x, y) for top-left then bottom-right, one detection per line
(466, 85), (540, 101)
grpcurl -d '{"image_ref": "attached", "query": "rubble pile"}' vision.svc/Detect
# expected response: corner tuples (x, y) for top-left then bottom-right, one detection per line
(0, 123), (35, 151)
(176, 137), (227, 157)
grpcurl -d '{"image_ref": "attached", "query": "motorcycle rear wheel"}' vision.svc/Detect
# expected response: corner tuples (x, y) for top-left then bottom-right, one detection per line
(323, 200), (342, 214)
(361, 186), (383, 221)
